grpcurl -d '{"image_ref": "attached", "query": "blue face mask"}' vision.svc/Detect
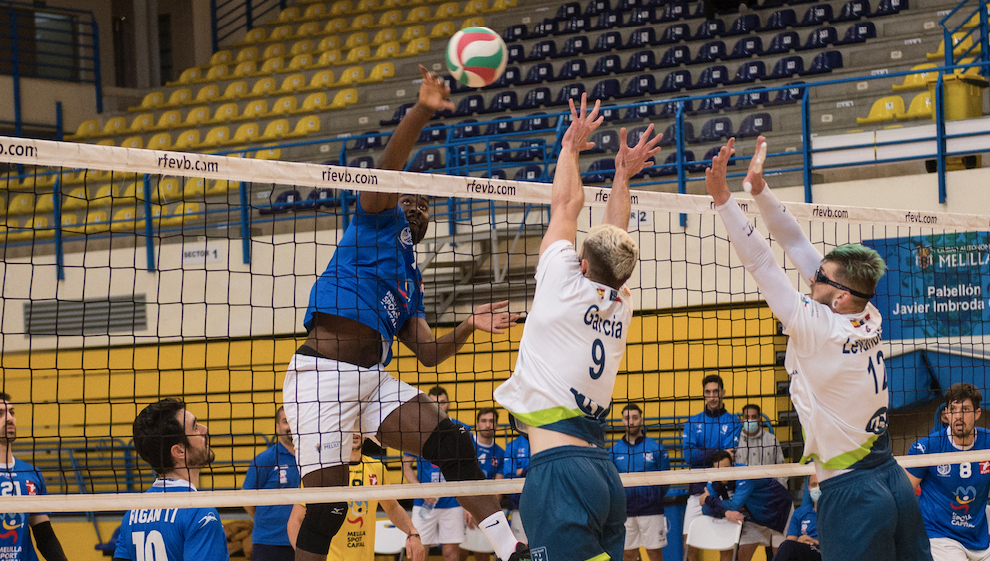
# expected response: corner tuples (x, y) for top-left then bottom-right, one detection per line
(809, 487), (822, 503)
(742, 420), (760, 433)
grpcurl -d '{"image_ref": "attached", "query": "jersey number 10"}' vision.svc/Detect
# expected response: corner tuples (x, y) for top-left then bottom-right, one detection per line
(132, 531), (168, 561)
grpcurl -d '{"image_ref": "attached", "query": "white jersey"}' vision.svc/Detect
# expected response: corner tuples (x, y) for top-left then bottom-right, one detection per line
(494, 240), (633, 447)
(785, 293), (890, 480)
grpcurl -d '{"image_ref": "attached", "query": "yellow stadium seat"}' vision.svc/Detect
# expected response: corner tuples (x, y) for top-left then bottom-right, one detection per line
(182, 106), (212, 127)
(896, 91), (933, 120)
(167, 67), (201, 86)
(235, 99), (270, 121)
(201, 50), (233, 68)
(147, 132), (173, 150)
(120, 136), (143, 149)
(461, 16), (485, 28)
(66, 119), (101, 140)
(490, 0), (515, 10)
(310, 49), (343, 68)
(126, 113), (155, 133)
(336, 66), (366, 86)
(301, 3), (329, 20)
(460, 0), (488, 16)
(258, 119), (291, 142)
(207, 103), (239, 123)
(173, 129), (201, 150)
(316, 35), (342, 52)
(398, 37), (430, 56)
(377, 10), (403, 27)
(244, 77), (278, 98)
(199, 126), (230, 149)
(286, 53), (315, 72)
(267, 95), (300, 117)
(261, 43), (286, 60)
(232, 61), (257, 78)
(162, 88), (192, 108)
(323, 17), (349, 34)
(95, 117), (128, 137)
(429, 21), (455, 38)
(235, 46), (260, 64)
(34, 193), (54, 214)
(367, 42), (399, 61)
(118, 181), (147, 203)
(285, 116), (322, 138)
(330, 0), (353, 15)
(399, 0), (426, 7)
(371, 28), (398, 46)
(399, 25), (426, 42)
(84, 210), (110, 234)
(381, 0), (401, 8)
(337, 46), (370, 65)
(856, 96), (905, 124)
(293, 92), (330, 113)
(204, 179), (232, 196)
(110, 208), (136, 232)
(927, 32), (979, 60)
(15, 216), (53, 241)
(272, 6), (302, 24)
(60, 214), (85, 236)
(199, 64), (230, 82)
(218, 80), (250, 101)
(252, 57), (285, 75)
(268, 25), (294, 43)
(357, 0), (382, 11)
(276, 73), (307, 93)
(60, 170), (89, 186)
(289, 39), (315, 57)
(362, 61), (395, 82)
(344, 32), (370, 50)
(182, 178), (206, 198)
(328, 88), (359, 109)
(431, 2), (459, 20)
(293, 21), (322, 39)
(189, 84), (221, 105)
(128, 91), (165, 112)
(255, 146), (282, 160)
(234, 27), (267, 47)
(226, 122), (261, 145)
(62, 187), (88, 211)
(153, 178), (183, 203)
(97, 139), (114, 146)
(90, 185), (113, 208)
(5, 194), (33, 215)
(403, 6), (431, 24)
(300, 70), (336, 90)
(151, 110), (183, 131)
(954, 57), (982, 76)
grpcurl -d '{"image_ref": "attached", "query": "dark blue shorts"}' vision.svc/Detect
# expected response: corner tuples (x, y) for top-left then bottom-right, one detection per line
(251, 543), (295, 561)
(817, 458), (932, 561)
(520, 446), (626, 561)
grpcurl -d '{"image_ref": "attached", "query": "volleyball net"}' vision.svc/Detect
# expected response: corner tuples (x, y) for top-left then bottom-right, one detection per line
(0, 136), (988, 512)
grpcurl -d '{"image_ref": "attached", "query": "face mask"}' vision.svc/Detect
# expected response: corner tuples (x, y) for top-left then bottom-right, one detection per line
(742, 420), (760, 433)
(809, 487), (822, 503)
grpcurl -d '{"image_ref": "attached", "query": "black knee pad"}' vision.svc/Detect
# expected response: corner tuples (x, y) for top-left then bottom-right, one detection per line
(296, 501), (348, 555)
(421, 418), (486, 482)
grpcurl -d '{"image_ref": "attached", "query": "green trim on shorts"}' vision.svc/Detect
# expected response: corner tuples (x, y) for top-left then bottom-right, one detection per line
(800, 433), (880, 469)
(511, 406), (582, 427)
(586, 553), (610, 561)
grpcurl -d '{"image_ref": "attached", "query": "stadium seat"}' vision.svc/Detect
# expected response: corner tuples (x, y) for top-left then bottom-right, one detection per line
(205, 102), (239, 124)
(560, 15), (591, 34)
(658, 95), (693, 118)
(658, 69), (691, 92)
(503, 24), (526, 42)
(278, 72), (307, 93)
(150, 110), (182, 131)
(627, 7), (657, 27)
(695, 93), (731, 114)
(490, 141), (513, 162)
(513, 165), (544, 182)
(352, 131), (389, 150)
(453, 94), (484, 117)
(624, 50), (655, 72)
(451, 119), (481, 139)
(654, 152), (681, 175)
(416, 123), (447, 144)
(521, 62), (554, 84)
(872, 0), (906, 16)
(833, 0), (870, 22)
(729, 88), (770, 110)
(173, 129), (201, 150)
(258, 119), (291, 142)
(528, 40), (557, 61)
(657, 45), (691, 67)
(293, 92), (329, 114)
(162, 88), (192, 108)
(235, 100), (269, 122)
(765, 9), (797, 30)
(482, 91), (518, 113)
(593, 10), (623, 30)
(766, 31), (799, 54)
(729, 61), (766, 83)
(520, 87), (552, 109)
(693, 41), (726, 64)
(484, 117), (515, 135)
(553, 83), (586, 106)
(896, 91), (932, 120)
(617, 102), (657, 123)
(525, 18), (557, 38)
(836, 21), (876, 44)
(620, 74), (657, 97)
(66, 119), (100, 140)
(892, 63), (936, 91)
(694, 19), (725, 40)
(727, 14), (760, 36)
(127, 91), (164, 112)
(738, 112), (773, 137)
(591, 78), (621, 99)
(254, 57), (285, 75)
(407, 148), (444, 171)
(927, 33), (978, 61)
(519, 113), (555, 131)
(805, 51), (843, 74)
(799, 26), (837, 50)
(856, 96), (904, 124)
(589, 54), (621, 76)
(189, 84), (220, 105)
(336, 65), (365, 87)
(659, 0), (690, 21)
(226, 123), (261, 146)
(5, 194), (34, 216)
(97, 116), (128, 137)
(120, 136), (143, 149)
(554, 59), (589, 81)
(507, 44), (526, 64)
(658, 23), (690, 44)
(799, 4), (833, 26)
(691, 65), (729, 89)
(584, 159), (615, 182)
(299, 70), (336, 91)
(397, 37), (430, 57)
(198, 126), (230, 149)
(590, 31), (622, 52)
(485, 66), (521, 89)
(366, 41), (400, 62)
(349, 156), (376, 169)
(696, 117), (733, 142)
(34, 193), (54, 214)
(559, 35), (591, 58)
(328, 88), (358, 109)
(588, 129), (621, 153)
(200, 49), (232, 69)
(381, 102), (413, 126)
(244, 77), (277, 98)
(625, 27), (656, 49)
(769, 56), (804, 79)
(309, 50), (342, 69)
(585, 0), (611, 15)
(617, 0), (639, 11)
(109, 208), (136, 233)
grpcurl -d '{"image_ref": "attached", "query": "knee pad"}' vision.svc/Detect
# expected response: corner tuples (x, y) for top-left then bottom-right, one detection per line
(296, 501), (348, 555)
(421, 418), (486, 482)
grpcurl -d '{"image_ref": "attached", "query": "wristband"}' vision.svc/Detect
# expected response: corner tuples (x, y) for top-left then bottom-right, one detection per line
(407, 533), (420, 540)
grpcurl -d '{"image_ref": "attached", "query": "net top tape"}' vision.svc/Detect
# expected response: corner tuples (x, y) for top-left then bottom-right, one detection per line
(0, 136), (987, 230)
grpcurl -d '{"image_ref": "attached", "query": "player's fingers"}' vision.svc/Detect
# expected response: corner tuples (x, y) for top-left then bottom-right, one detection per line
(418, 64), (430, 80)
(619, 127), (628, 148)
(579, 92), (587, 118)
(490, 300), (510, 310)
(568, 97), (577, 120)
(639, 123), (655, 147)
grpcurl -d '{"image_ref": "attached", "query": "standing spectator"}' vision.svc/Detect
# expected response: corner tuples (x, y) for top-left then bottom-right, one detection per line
(0, 393), (68, 561)
(737, 403), (788, 551)
(461, 408), (504, 561)
(773, 475), (821, 561)
(502, 431), (531, 544)
(114, 398), (228, 561)
(243, 406), (300, 561)
(683, 374), (742, 561)
(701, 451), (793, 561)
(906, 383), (990, 561)
(401, 386), (467, 561)
(611, 404), (670, 561)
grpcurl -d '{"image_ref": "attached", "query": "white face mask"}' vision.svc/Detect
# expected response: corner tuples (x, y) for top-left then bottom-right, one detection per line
(809, 487), (822, 503)
(742, 420), (760, 433)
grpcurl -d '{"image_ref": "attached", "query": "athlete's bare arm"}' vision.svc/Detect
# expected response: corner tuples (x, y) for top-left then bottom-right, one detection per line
(397, 304), (518, 368)
(602, 124), (661, 231)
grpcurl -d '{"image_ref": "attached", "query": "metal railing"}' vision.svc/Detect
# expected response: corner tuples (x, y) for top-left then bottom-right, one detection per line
(211, 0), (287, 52)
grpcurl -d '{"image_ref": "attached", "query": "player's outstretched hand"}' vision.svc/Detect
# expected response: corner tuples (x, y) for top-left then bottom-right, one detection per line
(470, 300), (520, 335)
(561, 93), (604, 154)
(743, 135), (768, 195)
(615, 124), (662, 181)
(705, 137), (735, 207)
(417, 64), (455, 113)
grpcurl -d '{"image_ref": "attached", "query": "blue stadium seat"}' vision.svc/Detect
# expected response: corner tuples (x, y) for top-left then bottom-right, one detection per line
(658, 0), (689, 21)
(484, 117), (515, 135)
(766, 31), (800, 54)
(659, 122), (694, 146)
(590, 31), (623, 52)
(585, 0), (611, 15)
(263, 189), (302, 214)
(528, 40), (557, 61)
(380, 102), (413, 126)
(514, 165), (544, 182)
(525, 19), (558, 39)
(617, 102), (657, 123)
(738, 112), (773, 137)
(728, 87), (770, 110)
(694, 19), (725, 40)
(554, 59), (589, 81)
(585, 159), (616, 182)
(836, 21), (876, 44)
(658, 45), (691, 67)
(798, 26), (837, 50)
(658, 95), (693, 118)
(519, 113), (555, 131)
(442, 74), (469, 96)
(503, 25), (527, 43)
(484, 66), (522, 90)
(416, 123), (446, 144)
(590, 54), (622, 76)
(558, 36), (591, 57)
(726, 14), (761, 36)
(591, 78), (622, 99)
(451, 119), (481, 139)
(618, 0), (640, 11)
(624, 7), (655, 26)
(769, 55), (804, 78)
(625, 50), (657, 71)
(620, 74), (657, 97)
(686, 151), (710, 173)
(695, 93), (731, 114)
(625, 27), (657, 48)
(349, 156), (375, 169)
(693, 41), (727, 64)
(483, 169), (508, 180)
(588, 129), (621, 153)
(696, 117), (733, 142)
(692, 65), (729, 89)
(834, 0), (871, 21)
(519, 87), (552, 109)
(482, 91), (518, 113)
(516, 140), (546, 162)
(729, 60), (767, 83)
(765, 9), (797, 30)
(700, 147), (733, 171)
(658, 69), (692, 92)
(799, 4), (833, 26)
(452, 145), (484, 166)
(556, 2), (582, 20)
(352, 131), (388, 150)
(453, 94), (484, 117)
(689, 0), (708, 18)
(490, 141), (512, 162)
(598, 104), (621, 122)
(658, 23), (691, 44)
(407, 148), (443, 172)
(727, 36), (764, 59)
(655, 152), (683, 176)
(766, 81), (806, 105)
(507, 44), (526, 64)
(761, 0), (786, 8)
(305, 188), (339, 210)
(805, 50), (842, 74)
(872, 0), (906, 17)
(560, 16), (591, 34)
(593, 10), (623, 29)
(521, 63), (554, 84)
(553, 83), (586, 105)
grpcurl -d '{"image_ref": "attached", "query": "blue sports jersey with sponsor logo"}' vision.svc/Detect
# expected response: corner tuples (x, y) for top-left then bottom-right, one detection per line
(610, 435), (669, 516)
(683, 407), (741, 494)
(907, 427), (990, 551)
(303, 202), (425, 366)
(242, 442), (300, 546)
(113, 479), (229, 561)
(475, 439), (504, 481)
(502, 435), (530, 511)
(787, 504), (818, 539)
(0, 459), (48, 561)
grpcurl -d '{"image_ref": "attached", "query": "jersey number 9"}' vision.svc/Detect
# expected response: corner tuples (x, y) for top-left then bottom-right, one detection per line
(590, 339), (605, 379)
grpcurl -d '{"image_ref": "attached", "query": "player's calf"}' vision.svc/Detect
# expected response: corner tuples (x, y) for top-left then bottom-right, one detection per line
(422, 418), (486, 482)
(295, 501), (349, 556)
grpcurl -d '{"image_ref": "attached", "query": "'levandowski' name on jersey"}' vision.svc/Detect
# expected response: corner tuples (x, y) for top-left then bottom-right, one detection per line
(842, 328), (883, 354)
(584, 303), (623, 339)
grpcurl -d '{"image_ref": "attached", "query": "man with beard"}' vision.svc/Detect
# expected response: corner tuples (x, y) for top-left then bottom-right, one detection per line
(114, 398), (228, 561)
(0, 392), (68, 561)
(243, 407), (300, 561)
(705, 136), (930, 561)
(907, 383), (990, 561)
(283, 64), (525, 561)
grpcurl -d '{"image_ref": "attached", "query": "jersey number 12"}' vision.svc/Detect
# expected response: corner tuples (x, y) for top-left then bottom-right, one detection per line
(867, 351), (887, 394)
(132, 531), (168, 561)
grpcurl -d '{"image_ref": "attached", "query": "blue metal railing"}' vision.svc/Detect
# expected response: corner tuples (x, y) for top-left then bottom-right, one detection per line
(211, 0), (287, 52)
(939, 0), (989, 73)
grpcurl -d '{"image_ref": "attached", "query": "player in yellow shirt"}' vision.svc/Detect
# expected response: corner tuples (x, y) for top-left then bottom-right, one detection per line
(288, 434), (425, 561)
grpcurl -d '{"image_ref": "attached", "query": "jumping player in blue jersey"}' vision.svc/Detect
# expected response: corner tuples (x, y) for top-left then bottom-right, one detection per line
(113, 398), (228, 561)
(907, 383), (990, 561)
(0, 393), (68, 561)
(283, 65), (525, 561)
(705, 137), (931, 561)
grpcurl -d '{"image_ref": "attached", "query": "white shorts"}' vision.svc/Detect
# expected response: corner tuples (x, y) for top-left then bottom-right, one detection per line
(509, 509), (528, 544)
(739, 521), (786, 547)
(412, 505), (465, 546)
(282, 353), (421, 476)
(624, 514), (668, 551)
(930, 538), (990, 561)
(462, 526), (495, 553)
(683, 494), (705, 537)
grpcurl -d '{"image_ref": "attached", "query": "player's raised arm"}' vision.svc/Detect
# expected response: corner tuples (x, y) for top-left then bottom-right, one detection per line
(362, 65), (455, 214)
(539, 93), (603, 256)
(603, 124), (662, 231)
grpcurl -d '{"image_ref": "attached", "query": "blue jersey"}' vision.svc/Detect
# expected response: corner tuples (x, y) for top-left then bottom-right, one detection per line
(242, 442), (300, 546)
(703, 463), (792, 533)
(907, 427), (990, 551)
(475, 439), (504, 481)
(113, 479), (229, 561)
(683, 407), (741, 494)
(610, 436), (669, 517)
(787, 504), (818, 539)
(0, 459), (48, 561)
(502, 436), (530, 510)
(303, 203), (425, 365)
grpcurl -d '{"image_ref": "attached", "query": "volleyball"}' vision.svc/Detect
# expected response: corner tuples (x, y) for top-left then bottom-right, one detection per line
(445, 27), (508, 88)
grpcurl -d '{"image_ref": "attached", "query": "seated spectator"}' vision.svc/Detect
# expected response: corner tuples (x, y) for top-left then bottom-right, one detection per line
(773, 474), (820, 561)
